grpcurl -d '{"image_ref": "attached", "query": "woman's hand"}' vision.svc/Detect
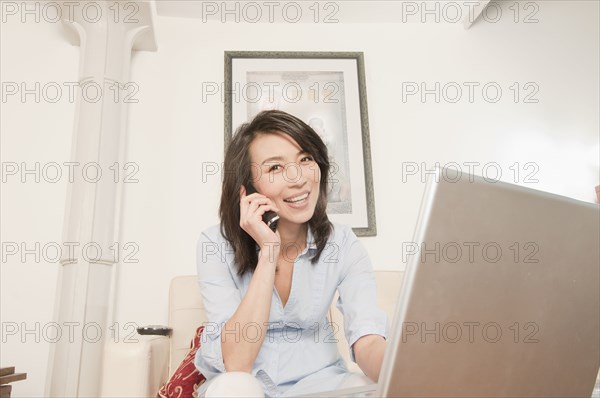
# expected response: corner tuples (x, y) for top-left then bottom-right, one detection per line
(222, 187), (282, 373)
(239, 185), (281, 256)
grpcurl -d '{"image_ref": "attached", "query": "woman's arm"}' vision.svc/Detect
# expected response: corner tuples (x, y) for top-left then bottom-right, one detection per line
(353, 334), (387, 382)
(221, 248), (278, 372)
(221, 185), (281, 372)
(335, 226), (388, 382)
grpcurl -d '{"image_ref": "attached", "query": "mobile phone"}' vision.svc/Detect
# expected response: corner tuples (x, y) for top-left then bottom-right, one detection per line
(245, 185), (279, 232)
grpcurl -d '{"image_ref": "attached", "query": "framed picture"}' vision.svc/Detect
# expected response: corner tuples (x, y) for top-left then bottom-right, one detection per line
(224, 51), (376, 236)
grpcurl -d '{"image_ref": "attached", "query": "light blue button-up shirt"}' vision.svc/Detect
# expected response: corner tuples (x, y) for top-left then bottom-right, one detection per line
(194, 222), (388, 397)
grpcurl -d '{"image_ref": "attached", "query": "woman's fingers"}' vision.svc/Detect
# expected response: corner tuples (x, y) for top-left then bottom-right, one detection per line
(254, 204), (279, 219)
(243, 202), (280, 229)
(239, 185), (281, 250)
(247, 198), (280, 213)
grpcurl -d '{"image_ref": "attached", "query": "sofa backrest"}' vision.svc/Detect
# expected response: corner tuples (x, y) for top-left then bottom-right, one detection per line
(168, 276), (207, 374)
(168, 271), (404, 375)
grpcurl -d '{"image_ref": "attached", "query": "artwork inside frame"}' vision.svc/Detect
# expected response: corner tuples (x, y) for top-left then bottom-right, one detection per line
(224, 51), (376, 236)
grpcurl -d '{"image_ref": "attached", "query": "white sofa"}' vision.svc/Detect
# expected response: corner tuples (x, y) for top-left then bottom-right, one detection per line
(100, 271), (404, 397)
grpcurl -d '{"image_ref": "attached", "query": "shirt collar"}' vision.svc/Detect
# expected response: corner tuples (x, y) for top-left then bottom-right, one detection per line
(305, 224), (317, 253)
(254, 224), (318, 255)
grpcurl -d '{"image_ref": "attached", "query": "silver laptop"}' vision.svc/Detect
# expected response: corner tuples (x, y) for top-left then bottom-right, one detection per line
(299, 167), (600, 397)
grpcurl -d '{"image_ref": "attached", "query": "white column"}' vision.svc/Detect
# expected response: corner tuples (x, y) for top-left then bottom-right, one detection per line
(45, 2), (156, 396)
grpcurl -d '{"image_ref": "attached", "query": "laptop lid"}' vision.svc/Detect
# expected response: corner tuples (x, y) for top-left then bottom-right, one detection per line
(379, 168), (600, 397)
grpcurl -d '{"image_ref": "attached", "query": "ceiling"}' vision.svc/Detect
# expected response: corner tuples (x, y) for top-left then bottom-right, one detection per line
(154, 0), (491, 28)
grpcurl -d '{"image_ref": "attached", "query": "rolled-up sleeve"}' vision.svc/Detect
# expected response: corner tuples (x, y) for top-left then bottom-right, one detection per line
(195, 229), (242, 379)
(335, 228), (388, 363)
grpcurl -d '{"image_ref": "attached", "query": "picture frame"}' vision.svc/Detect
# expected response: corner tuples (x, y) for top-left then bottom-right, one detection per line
(224, 51), (377, 236)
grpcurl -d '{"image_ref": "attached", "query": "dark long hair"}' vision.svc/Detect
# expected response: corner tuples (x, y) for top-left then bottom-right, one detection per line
(219, 110), (333, 276)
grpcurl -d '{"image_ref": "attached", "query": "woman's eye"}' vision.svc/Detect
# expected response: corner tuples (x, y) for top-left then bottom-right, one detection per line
(301, 156), (314, 162)
(268, 164), (282, 172)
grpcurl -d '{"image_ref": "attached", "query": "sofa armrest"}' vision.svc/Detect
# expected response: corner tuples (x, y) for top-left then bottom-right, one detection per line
(100, 335), (170, 398)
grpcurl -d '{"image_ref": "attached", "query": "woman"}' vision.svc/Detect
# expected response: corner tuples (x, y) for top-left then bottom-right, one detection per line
(195, 110), (387, 397)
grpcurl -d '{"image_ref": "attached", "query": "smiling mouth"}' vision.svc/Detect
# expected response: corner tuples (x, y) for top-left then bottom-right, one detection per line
(284, 192), (310, 203)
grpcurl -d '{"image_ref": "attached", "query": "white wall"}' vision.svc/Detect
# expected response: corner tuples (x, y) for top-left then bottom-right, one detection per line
(1, 1), (598, 396)
(1, 14), (79, 398)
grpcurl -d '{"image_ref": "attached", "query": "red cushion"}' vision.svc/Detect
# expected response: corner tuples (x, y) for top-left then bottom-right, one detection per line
(158, 326), (207, 398)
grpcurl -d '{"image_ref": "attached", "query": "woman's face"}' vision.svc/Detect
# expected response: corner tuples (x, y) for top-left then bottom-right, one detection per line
(248, 132), (321, 227)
